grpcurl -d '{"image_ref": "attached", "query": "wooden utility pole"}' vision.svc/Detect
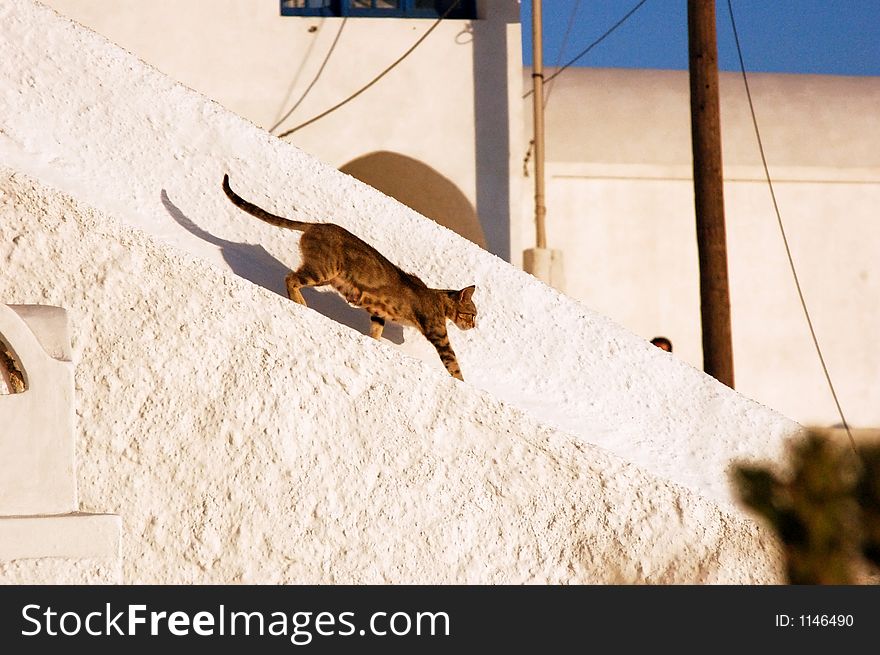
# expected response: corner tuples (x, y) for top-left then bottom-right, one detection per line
(688, 0), (734, 388)
(531, 0), (547, 249)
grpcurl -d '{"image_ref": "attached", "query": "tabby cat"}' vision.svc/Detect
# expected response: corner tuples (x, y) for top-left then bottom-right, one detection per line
(222, 175), (477, 380)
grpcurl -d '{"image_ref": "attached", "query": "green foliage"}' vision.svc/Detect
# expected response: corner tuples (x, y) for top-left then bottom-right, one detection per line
(732, 431), (880, 584)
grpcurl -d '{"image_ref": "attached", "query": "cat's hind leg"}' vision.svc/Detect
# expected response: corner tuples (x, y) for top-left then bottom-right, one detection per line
(285, 272), (308, 306)
(369, 315), (385, 340)
(285, 265), (334, 307)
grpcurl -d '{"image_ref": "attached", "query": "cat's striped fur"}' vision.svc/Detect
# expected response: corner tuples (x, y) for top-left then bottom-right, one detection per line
(222, 174), (477, 380)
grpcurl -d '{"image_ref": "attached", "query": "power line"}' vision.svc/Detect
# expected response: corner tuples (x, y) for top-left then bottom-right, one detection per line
(524, 0), (643, 175)
(527, 0), (585, 177)
(725, 0), (857, 456)
(523, 0), (650, 99)
(269, 18), (348, 135)
(543, 0), (582, 107)
(277, 0), (461, 139)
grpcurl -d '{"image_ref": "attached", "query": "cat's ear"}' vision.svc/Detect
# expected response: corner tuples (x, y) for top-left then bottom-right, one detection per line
(457, 285), (476, 302)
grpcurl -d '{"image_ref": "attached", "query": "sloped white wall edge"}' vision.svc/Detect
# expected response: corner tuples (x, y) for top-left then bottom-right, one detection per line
(0, 168), (785, 583)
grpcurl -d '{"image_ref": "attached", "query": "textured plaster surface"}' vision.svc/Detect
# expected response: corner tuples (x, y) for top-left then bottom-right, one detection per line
(0, 0), (808, 583)
(0, 0), (803, 513)
(0, 557), (121, 585)
(0, 303), (76, 514)
(0, 514), (121, 561)
(0, 302), (121, 579)
(0, 170), (786, 583)
(525, 67), (880, 428)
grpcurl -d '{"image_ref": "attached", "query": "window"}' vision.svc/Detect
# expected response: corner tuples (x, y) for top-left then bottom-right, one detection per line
(280, 1), (476, 19)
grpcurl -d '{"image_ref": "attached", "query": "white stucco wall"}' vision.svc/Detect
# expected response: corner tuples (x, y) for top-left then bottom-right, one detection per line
(0, 301), (122, 582)
(32, 1), (874, 432)
(0, 0), (808, 582)
(38, 0), (523, 260)
(0, 558), (121, 585)
(1, 0), (803, 511)
(522, 67), (880, 429)
(0, 169), (786, 583)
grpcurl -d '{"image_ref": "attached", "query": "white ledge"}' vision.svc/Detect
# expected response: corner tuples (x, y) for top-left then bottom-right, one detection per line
(0, 514), (121, 561)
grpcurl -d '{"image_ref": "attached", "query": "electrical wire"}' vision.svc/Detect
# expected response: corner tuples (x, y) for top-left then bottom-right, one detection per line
(523, 0), (650, 99)
(524, 0), (583, 177)
(276, 0), (461, 139)
(725, 0), (858, 456)
(522, 0), (649, 175)
(269, 18), (348, 135)
(524, 1), (595, 173)
(543, 0), (582, 107)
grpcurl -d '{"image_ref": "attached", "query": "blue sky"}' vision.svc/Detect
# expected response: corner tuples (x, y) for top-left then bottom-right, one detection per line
(521, 0), (880, 76)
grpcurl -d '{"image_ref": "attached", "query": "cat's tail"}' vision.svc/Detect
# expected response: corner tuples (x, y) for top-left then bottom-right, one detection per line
(222, 174), (313, 231)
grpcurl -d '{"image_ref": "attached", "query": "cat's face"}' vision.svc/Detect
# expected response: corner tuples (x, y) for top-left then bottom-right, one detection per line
(449, 285), (477, 330)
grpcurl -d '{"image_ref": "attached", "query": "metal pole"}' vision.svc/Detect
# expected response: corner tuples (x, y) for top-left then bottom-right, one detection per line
(688, 0), (735, 387)
(531, 0), (547, 249)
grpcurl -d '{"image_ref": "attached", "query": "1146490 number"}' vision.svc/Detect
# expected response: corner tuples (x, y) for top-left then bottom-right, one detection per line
(799, 615), (853, 627)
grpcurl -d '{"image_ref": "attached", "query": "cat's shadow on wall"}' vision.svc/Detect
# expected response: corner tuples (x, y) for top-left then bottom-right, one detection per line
(160, 190), (404, 344)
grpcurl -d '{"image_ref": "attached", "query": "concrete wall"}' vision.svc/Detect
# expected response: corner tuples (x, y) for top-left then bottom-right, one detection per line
(39, 0), (523, 260)
(521, 67), (880, 429)
(0, 0), (808, 582)
(33, 1), (874, 432)
(0, 168), (788, 584)
(1, 0), (803, 513)
(0, 304), (121, 583)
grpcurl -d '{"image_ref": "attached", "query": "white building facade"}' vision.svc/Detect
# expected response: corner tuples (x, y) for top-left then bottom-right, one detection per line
(527, 67), (880, 429)
(40, 0), (879, 429)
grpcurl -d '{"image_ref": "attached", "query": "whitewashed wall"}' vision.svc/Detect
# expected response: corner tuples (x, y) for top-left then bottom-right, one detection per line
(0, 0), (805, 583)
(522, 68), (880, 429)
(39, 0), (524, 260)
(0, 168), (787, 584)
(34, 1), (877, 430)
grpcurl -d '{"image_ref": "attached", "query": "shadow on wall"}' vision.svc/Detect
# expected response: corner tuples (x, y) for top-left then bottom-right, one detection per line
(160, 190), (404, 344)
(471, 17), (513, 263)
(340, 151), (487, 249)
